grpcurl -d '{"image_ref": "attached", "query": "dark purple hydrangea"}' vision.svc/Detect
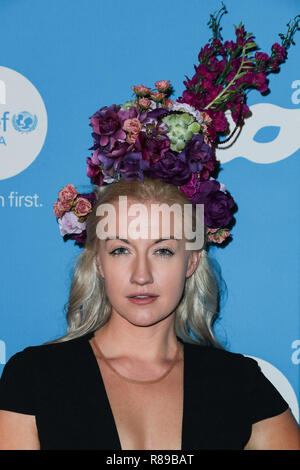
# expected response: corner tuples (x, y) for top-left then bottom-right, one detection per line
(66, 230), (87, 247)
(118, 152), (150, 182)
(179, 134), (212, 172)
(143, 108), (168, 121)
(144, 150), (192, 185)
(191, 180), (235, 227)
(135, 132), (170, 165)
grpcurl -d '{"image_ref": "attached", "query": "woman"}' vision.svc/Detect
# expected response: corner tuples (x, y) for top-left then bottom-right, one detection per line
(0, 177), (299, 450)
(1, 6), (300, 450)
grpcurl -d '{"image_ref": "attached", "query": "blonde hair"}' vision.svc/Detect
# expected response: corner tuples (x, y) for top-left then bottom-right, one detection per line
(47, 177), (227, 348)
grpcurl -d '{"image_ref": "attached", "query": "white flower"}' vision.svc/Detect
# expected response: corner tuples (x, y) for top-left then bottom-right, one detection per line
(169, 102), (203, 124)
(58, 212), (86, 237)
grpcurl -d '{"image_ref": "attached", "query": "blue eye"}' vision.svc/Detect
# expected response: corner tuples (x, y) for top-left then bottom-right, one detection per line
(156, 248), (174, 257)
(109, 247), (174, 257)
(109, 247), (128, 256)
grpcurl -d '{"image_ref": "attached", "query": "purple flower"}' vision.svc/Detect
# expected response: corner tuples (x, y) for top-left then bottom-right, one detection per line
(271, 43), (286, 61)
(78, 191), (97, 207)
(135, 132), (170, 164)
(105, 141), (132, 158)
(179, 173), (202, 199)
(194, 64), (217, 81)
(58, 211), (86, 237)
(191, 180), (235, 228)
(86, 156), (104, 186)
(70, 230), (87, 246)
(179, 134), (212, 172)
(255, 52), (270, 63)
(224, 40), (237, 52)
(255, 72), (269, 93)
(144, 108), (168, 121)
(144, 150), (191, 185)
(119, 152), (149, 182)
(89, 104), (126, 147)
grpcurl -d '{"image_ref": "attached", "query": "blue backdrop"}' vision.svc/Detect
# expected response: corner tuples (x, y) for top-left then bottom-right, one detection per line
(0, 0), (299, 422)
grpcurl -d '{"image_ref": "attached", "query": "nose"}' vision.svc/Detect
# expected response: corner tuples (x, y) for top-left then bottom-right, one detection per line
(129, 252), (154, 285)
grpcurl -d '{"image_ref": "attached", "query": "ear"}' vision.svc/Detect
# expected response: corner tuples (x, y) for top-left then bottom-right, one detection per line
(185, 250), (202, 279)
(96, 253), (105, 279)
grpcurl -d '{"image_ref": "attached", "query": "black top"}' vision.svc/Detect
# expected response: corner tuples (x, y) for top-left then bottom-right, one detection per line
(0, 331), (289, 450)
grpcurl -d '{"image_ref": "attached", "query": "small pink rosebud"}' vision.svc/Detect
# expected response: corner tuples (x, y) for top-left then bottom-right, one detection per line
(155, 80), (171, 91)
(201, 112), (212, 124)
(150, 92), (166, 102)
(126, 133), (139, 144)
(122, 117), (142, 134)
(138, 97), (151, 109)
(164, 99), (174, 108)
(131, 85), (151, 96)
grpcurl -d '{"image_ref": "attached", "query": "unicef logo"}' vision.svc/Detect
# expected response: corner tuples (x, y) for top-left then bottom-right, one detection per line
(0, 66), (47, 180)
(12, 111), (38, 134)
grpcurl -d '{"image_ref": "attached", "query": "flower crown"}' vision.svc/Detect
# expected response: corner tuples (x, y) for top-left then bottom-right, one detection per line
(53, 4), (299, 247)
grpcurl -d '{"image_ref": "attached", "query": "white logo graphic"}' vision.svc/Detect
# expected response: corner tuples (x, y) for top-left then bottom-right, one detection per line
(291, 339), (300, 365)
(0, 340), (5, 365)
(291, 80), (300, 105)
(247, 355), (299, 423)
(216, 103), (300, 164)
(0, 66), (47, 180)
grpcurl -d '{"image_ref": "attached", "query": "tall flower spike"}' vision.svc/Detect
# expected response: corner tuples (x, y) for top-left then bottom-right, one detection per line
(53, 5), (299, 248)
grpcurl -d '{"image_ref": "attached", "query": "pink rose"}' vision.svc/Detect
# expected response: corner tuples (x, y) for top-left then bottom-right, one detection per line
(74, 197), (92, 217)
(53, 200), (72, 218)
(164, 99), (174, 108)
(138, 97), (151, 109)
(131, 85), (151, 96)
(58, 184), (78, 203)
(122, 117), (142, 134)
(201, 112), (212, 124)
(155, 80), (171, 90)
(207, 228), (230, 243)
(126, 133), (139, 144)
(150, 92), (166, 102)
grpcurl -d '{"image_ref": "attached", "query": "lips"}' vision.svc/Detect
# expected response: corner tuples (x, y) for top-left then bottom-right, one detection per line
(127, 293), (158, 298)
(127, 295), (159, 305)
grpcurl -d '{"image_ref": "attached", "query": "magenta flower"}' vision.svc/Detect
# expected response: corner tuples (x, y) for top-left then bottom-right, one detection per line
(271, 43), (286, 60)
(179, 173), (202, 199)
(136, 133), (170, 165)
(255, 72), (269, 93)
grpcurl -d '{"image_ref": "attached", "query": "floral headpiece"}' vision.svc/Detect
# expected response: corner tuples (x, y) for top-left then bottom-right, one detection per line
(53, 4), (299, 247)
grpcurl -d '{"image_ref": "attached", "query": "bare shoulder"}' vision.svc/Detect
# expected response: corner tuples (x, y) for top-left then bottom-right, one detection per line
(244, 408), (300, 450)
(0, 410), (40, 450)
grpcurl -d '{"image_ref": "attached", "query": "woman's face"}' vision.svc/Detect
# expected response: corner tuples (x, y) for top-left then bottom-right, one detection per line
(96, 198), (201, 327)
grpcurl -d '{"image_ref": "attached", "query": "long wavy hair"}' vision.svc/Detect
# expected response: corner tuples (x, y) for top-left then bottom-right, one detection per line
(47, 177), (227, 348)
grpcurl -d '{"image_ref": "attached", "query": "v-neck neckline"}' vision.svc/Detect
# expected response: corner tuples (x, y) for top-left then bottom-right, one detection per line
(84, 331), (187, 451)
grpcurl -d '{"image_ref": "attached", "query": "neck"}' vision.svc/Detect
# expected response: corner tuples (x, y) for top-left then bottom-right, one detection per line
(92, 311), (180, 363)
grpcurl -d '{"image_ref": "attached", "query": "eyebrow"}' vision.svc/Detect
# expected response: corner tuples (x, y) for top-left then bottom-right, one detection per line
(105, 236), (179, 244)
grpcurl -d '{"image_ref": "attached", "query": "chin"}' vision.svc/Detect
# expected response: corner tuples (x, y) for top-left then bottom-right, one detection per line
(118, 309), (168, 327)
